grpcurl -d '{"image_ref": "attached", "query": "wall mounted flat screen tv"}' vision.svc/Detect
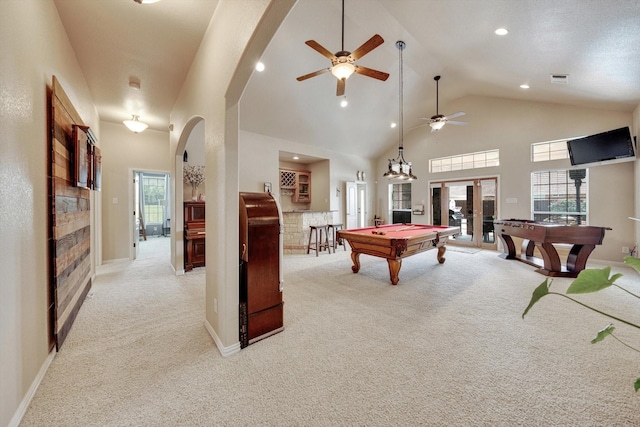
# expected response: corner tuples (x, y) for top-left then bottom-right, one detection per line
(567, 126), (635, 167)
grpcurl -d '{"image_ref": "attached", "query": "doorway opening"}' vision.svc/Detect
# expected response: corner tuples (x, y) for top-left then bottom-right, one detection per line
(133, 170), (171, 261)
(430, 177), (498, 249)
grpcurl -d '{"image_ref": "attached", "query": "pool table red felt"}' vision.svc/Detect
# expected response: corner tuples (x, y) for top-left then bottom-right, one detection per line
(337, 224), (460, 285)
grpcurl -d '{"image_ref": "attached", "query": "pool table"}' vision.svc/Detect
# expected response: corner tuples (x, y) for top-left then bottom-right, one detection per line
(336, 223), (460, 285)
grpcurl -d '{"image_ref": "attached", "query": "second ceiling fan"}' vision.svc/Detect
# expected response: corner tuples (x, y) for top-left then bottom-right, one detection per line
(296, 0), (389, 96)
(422, 75), (468, 132)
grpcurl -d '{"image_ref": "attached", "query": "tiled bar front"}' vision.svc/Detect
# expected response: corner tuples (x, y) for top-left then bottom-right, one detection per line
(282, 211), (336, 254)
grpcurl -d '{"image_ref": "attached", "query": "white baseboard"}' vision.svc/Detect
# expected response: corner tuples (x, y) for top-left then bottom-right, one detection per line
(101, 257), (129, 264)
(204, 319), (240, 357)
(8, 349), (55, 427)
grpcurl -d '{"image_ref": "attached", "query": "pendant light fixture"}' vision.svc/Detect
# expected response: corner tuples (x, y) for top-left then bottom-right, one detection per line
(123, 115), (149, 133)
(383, 41), (417, 181)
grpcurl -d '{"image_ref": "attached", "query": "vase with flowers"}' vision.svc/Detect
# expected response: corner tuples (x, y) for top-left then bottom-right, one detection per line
(183, 165), (205, 200)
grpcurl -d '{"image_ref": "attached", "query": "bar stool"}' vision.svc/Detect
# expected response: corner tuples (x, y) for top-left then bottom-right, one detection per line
(328, 223), (345, 251)
(307, 225), (331, 256)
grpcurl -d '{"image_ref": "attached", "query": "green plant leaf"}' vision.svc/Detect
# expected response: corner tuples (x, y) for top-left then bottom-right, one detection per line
(591, 324), (615, 344)
(635, 378), (640, 393)
(624, 256), (640, 273)
(522, 278), (551, 319)
(566, 267), (622, 294)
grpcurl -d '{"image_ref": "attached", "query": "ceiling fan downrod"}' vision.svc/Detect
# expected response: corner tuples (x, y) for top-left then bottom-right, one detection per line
(434, 75), (441, 117)
(341, 0), (345, 52)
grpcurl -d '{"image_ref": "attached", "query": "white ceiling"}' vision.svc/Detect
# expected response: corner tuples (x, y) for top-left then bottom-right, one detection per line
(55, 0), (640, 160)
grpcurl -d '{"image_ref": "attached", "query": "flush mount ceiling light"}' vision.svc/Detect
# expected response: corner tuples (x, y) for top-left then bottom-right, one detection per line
(123, 115), (149, 133)
(383, 41), (417, 181)
(494, 28), (509, 36)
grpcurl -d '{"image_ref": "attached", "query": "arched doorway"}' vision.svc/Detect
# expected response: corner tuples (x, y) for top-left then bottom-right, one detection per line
(172, 116), (205, 274)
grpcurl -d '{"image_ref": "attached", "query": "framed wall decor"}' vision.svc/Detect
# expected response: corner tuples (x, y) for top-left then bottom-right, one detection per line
(73, 124), (91, 189)
(72, 124), (99, 190)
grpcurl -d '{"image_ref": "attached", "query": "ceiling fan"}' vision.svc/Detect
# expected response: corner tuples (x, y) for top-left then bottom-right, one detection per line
(296, 0), (389, 96)
(422, 75), (468, 132)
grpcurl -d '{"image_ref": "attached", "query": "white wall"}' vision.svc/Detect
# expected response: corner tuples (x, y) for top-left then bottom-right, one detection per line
(376, 95), (634, 262)
(0, 1), (99, 425)
(100, 121), (170, 261)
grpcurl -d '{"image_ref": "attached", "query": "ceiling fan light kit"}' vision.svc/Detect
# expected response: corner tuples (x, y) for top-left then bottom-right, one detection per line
(383, 41), (416, 181)
(430, 120), (446, 131)
(331, 62), (355, 80)
(123, 115), (149, 133)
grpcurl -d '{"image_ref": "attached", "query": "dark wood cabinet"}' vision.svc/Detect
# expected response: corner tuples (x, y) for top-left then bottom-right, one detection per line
(184, 201), (205, 271)
(239, 192), (284, 348)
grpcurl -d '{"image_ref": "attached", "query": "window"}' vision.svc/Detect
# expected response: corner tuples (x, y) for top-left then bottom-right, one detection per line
(531, 139), (570, 162)
(391, 183), (411, 210)
(430, 149), (499, 173)
(142, 174), (168, 225)
(532, 169), (587, 225)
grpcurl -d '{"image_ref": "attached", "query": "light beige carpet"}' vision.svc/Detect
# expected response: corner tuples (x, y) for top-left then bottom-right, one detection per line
(20, 240), (640, 426)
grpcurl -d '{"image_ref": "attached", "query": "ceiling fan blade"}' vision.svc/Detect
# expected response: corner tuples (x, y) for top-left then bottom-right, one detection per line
(444, 111), (465, 120)
(336, 78), (346, 96)
(448, 120), (469, 126)
(354, 65), (389, 81)
(350, 34), (384, 60)
(296, 68), (331, 81)
(305, 40), (336, 60)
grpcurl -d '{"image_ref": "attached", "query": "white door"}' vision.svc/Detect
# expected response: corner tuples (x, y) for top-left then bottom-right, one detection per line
(346, 181), (357, 229)
(357, 183), (367, 227)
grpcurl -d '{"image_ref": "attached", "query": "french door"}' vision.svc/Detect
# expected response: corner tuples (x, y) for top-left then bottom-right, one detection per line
(430, 177), (498, 248)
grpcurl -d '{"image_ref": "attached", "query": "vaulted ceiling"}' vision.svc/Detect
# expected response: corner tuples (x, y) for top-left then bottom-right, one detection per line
(55, 0), (640, 159)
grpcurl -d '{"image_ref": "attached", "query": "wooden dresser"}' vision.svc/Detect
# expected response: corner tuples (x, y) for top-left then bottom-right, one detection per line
(184, 201), (205, 271)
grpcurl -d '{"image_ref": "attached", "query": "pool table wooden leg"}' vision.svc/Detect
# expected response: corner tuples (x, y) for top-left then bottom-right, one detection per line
(437, 245), (446, 264)
(387, 259), (401, 285)
(351, 251), (361, 273)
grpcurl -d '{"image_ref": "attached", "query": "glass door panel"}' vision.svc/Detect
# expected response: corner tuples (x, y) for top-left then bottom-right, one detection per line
(480, 179), (497, 244)
(447, 181), (473, 243)
(430, 177), (498, 249)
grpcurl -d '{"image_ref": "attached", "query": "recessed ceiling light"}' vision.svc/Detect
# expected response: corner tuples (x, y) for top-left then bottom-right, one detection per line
(255, 62), (265, 72)
(494, 28), (509, 36)
(340, 97), (348, 108)
(390, 122), (397, 128)
(293, 155), (299, 160)
(134, 0), (161, 4)
(520, 84), (530, 89)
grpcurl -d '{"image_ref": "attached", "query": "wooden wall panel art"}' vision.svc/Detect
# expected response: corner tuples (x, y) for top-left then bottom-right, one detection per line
(49, 76), (94, 349)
